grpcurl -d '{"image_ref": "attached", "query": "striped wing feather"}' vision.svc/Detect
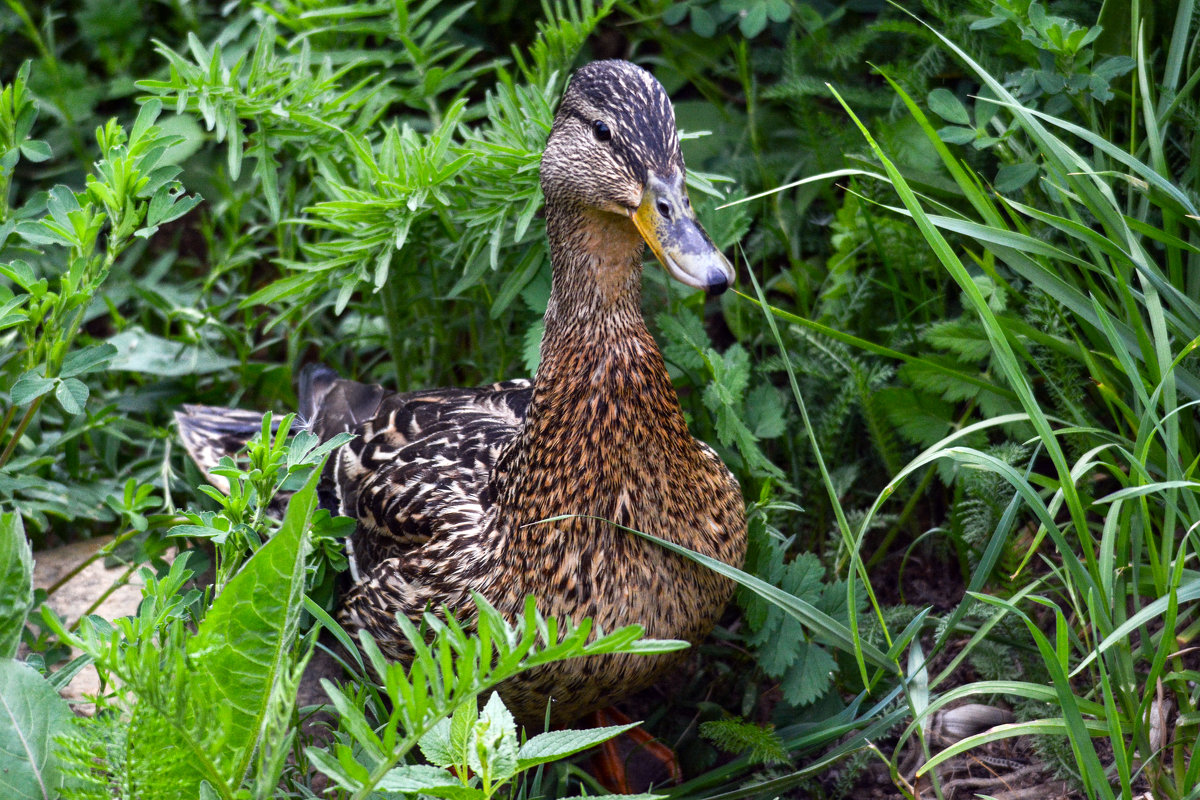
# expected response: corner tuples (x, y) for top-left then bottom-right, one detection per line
(304, 371), (532, 575)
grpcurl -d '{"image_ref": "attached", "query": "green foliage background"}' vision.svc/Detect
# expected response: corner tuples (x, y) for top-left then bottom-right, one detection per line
(1, 0), (1198, 797)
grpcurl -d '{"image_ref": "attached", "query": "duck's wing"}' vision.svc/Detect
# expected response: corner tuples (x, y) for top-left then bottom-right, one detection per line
(300, 365), (532, 560)
(176, 366), (532, 545)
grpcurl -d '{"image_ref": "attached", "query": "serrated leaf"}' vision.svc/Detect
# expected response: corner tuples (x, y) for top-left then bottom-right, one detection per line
(745, 384), (786, 439)
(699, 718), (787, 765)
(748, 551), (827, 677)
(779, 552), (826, 598)
(522, 320), (544, 375)
(0, 659), (72, 800)
(516, 722), (638, 769)
(10, 375), (54, 406)
(754, 609), (802, 675)
(468, 693), (518, 782)
(899, 358), (985, 402)
(923, 319), (993, 361)
(448, 699), (478, 766)
(377, 764), (459, 793)
(877, 387), (954, 447)
(778, 641), (836, 706)
(705, 386), (753, 446)
(710, 343), (751, 401)
(54, 378), (88, 415)
(0, 515), (32, 659)
(59, 343), (117, 378)
(420, 718), (456, 768)
(187, 464), (321, 784)
(658, 312), (708, 372)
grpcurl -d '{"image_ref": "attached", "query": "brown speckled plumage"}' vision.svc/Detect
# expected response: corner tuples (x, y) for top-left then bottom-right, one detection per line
(177, 59), (747, 728)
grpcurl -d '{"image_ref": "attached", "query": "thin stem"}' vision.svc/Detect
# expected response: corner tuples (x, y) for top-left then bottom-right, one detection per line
(0, 404), (16, 453)
(69, 561), (139, 631)
(45, 525), (144, 598)
(0, 394), (44, 469)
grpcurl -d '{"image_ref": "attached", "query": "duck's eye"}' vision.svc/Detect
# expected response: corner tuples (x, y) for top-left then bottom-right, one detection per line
(592, 119), (612, 142)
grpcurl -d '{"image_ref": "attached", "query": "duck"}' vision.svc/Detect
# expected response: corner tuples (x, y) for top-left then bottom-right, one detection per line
(178, 59), (747, 732)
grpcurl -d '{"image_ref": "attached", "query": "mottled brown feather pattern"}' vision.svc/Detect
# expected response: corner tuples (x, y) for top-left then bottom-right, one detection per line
(176, 60), (747, 728)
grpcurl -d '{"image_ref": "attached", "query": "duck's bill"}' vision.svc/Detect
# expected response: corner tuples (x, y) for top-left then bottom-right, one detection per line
(631, 172), (734, 296)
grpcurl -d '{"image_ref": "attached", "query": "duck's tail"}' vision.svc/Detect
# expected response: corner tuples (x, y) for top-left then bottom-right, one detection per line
(174, 364), (346, 497)
(175, 404), (278, 495)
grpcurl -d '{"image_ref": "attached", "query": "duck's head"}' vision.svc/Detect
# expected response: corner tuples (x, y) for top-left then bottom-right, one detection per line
(541, 60), (734, 296)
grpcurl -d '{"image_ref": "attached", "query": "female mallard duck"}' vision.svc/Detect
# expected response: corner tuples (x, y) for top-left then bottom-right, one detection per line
(179, 59), (747, 729)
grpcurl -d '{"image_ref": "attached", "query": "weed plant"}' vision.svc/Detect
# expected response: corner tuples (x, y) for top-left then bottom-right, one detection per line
(0, 0), (1197, 798)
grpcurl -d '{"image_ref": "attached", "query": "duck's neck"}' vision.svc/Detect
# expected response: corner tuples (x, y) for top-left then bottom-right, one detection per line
(536, 202), (678, 404)
(495, 203), (691, 513)
(543, 204), (644, 325)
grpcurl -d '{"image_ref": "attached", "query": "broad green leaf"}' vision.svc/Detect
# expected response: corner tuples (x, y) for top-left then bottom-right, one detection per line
(10, 375), (54, 406)
(54, 378), (88, 416)
(0, 261), (38, 293)
(764, 0), (789, 22)
(306, 747), (364, 792)
(927, 88), (970, 124)
(107, 329), (238, 376)
(738, 2), (767, 37)
(448, 699), (479, 766)
(419, 717), (456, 768)
(14, 220), (74, 248)
(993, 162), (1039, 192)
(516, 723), (638, 769)
(936, 125), (976, 145)
(59, 343), (117, 378)
(691, 5), (717, 37)
(147, 185), (202, 228)
(0, 515), (32, 658)
(377, 764), (460, 793)
(0, 659), (72, 800)
(17, 141), (50, 163)
(187, 464), (321, 785)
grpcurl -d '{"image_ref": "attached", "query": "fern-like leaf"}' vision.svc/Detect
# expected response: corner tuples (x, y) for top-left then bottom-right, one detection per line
(699, 718), (787, 765)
